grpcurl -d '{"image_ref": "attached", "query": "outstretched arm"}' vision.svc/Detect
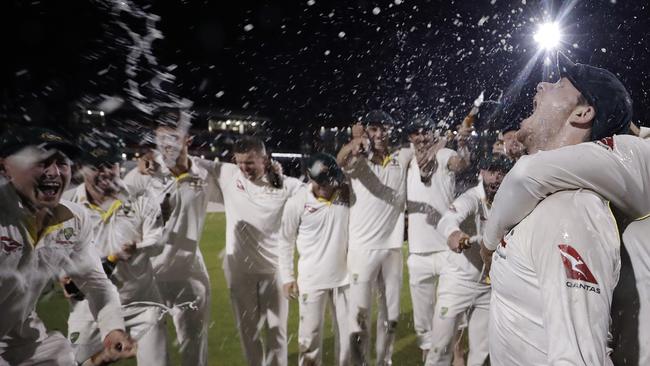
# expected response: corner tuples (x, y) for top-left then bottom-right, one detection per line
(483, 136), (650, 251)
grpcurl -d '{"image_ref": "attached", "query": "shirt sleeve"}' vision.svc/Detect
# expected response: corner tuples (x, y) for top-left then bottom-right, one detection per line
(483, 136), (650, 251)
(438, 188), (479, 239)
(278, 193), (303, 285)
(437, 148), (458, 174)
(68, 210), (125, 340)
(284, 176), (305, 197)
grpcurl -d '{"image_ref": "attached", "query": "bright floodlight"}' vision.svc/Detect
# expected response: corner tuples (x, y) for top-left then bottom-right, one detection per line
(534, 22), (561, 50)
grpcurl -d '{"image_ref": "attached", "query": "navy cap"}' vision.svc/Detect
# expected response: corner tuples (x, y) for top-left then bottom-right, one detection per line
(479, 153), (514, 173)
(0, 127), (81, 159)
(361, 110), (395, 127)
(78, 134), (122, 166)
(307, 153), (344, 186)
(406, 115), (434, 135)
(557, 52), (633, 140)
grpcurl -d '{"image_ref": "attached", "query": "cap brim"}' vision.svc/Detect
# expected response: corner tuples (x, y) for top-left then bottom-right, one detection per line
(557, 51), (577, 77)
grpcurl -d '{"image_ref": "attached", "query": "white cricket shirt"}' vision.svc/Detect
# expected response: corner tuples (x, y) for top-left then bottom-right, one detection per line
(437, 182), (491, 286)
(211, 162), (303, 274)
(346, 148), (412, 250)
(278, 184), (349, 291)
(67, 184), (164, 305)
(484, 135), (650, 250)
(0, 183), (124, 341)
(406, 147), (457, 253)
(123, 155), (219, 280)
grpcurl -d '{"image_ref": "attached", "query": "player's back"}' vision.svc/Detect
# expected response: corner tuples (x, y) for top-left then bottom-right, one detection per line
(490, 189), (619, 366)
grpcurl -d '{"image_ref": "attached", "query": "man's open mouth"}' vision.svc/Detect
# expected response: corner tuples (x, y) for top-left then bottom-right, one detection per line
(37, 181), (61, 198)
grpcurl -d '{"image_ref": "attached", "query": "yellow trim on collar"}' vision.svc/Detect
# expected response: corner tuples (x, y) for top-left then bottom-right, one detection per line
(88, 200), (123, 222)
(635, 212), (650, 221)
(381, 155), (392, 167)
(316, 191), (339, 206)
(175, 172), (190, 182)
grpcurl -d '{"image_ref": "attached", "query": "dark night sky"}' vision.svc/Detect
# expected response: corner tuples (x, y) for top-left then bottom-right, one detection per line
(2, 0), (649, 149)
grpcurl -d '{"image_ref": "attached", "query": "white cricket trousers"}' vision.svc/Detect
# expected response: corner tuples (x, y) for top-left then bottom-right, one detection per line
(157, 268), (211, 366)
(407, 251), (449, 350)
(0, 312), (75, 366)
(348, 247), (403, 366)
(224, 260), (288, 366)
(425, 277), (490, 366)
(298, 285), (350, 366)
(68, 305), (168, 365)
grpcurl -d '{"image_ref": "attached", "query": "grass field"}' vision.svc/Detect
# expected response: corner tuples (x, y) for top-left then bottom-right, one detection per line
(37, 212), (427, 365)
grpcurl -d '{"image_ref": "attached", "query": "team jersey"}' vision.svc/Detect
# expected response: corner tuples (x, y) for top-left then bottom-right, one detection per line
(406, 148), (457, 253)
(123, 155), (219, 280)
(490, 190), (619, 366)
(345, 148), (413, 250)
(0, 183), (124, 340)
(208, 162), (303, 274)
(437, 182), (491, 286)
(278, 184), (349, 291)
(67, 184), (164, 305)
(484, 135), (650, 250)
(620, 219), (650, 366)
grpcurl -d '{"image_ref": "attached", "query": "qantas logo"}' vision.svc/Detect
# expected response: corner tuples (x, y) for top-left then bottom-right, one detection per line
(235, 179), (245, 192)
(304, 205), (318, 213)
(1, 236), (23, 253)
(558, 244), (598, 284)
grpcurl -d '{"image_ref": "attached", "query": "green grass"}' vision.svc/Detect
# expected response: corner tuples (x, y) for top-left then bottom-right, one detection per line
(37, 213), (426, 365)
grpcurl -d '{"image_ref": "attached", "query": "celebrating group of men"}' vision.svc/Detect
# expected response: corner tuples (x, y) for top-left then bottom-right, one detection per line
(1, 52), (650, 366)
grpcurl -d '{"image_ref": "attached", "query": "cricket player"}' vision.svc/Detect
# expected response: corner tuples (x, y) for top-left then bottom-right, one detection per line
(338, 109), (448, 365)
(0, 127), (135, 365)
(485, 53), (633, 365)
(404, 117), (470, 361)
(279, 153), (350, 366)
(481, 121), (650, 365)
(212, 135), (302, 366)
(123, 109), (216, 366)
(66, 135), (168, 365)
(425, 153), (512, 366)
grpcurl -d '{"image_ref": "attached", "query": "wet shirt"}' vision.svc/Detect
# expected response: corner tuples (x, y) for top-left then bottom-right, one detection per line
(279, 184), (349, 291)
(210, 162), (303, 274)
(123, 155), (219, 280)
(345, 148), (413, 250)
(484, 135), (650, 250)
(406, 148), (457, 253)
(0, 183), (124, 340)
(68, 184), (164, 305)
(437, 182), (491, 286)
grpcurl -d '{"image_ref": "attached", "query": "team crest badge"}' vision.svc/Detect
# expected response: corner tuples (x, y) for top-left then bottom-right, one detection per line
(122, 201), (132, 216)
(69, 332), (79, 344)
(440, 307), (448, 317)
(63, 227), (74, 240)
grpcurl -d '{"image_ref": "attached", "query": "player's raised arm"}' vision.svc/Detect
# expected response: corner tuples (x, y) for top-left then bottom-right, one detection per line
(483, 134), (650, 251)
(336, 123), (368, 169)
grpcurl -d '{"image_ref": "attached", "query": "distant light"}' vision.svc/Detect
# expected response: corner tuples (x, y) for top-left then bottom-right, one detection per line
(99, 111), (105, 117)
(87, 110), (92, 115)
(272, 153), (302, 158)
(251, 122), (257, 127)
(533, 22), (561, 50)
(121, 153), (127, 160)
(201, 155), (205, 159)
(226, 120), (231, 125)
